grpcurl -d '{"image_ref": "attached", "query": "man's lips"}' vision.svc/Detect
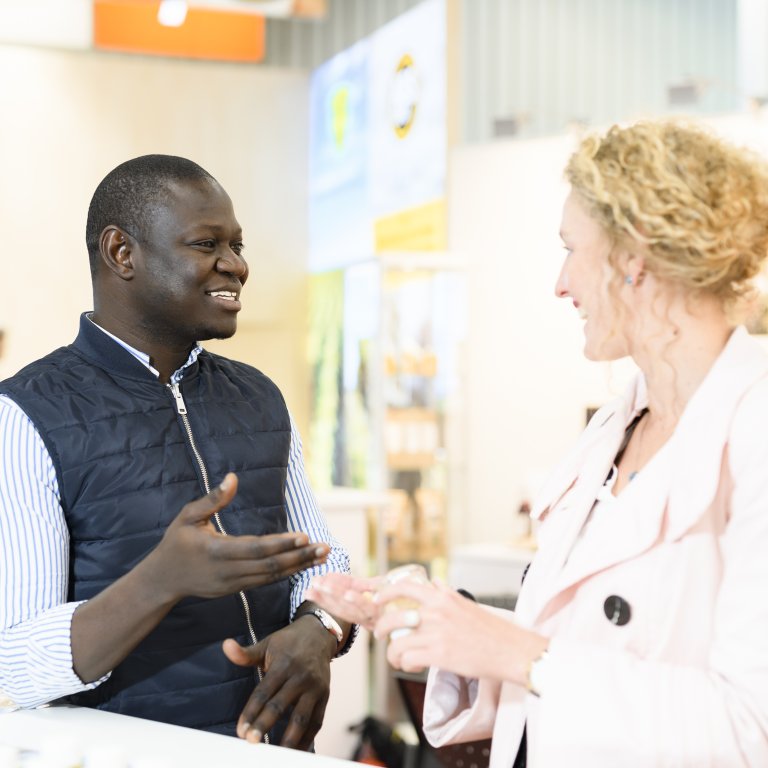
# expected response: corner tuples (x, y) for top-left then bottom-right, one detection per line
(206, 289), (242, 310)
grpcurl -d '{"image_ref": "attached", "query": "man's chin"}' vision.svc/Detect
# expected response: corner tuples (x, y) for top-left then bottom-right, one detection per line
(198, 324), (238, 342)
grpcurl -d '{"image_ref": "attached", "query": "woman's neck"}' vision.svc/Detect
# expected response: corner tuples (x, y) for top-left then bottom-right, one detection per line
(631, 294), (734, 425)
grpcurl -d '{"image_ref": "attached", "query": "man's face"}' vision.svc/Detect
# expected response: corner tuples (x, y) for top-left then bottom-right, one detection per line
(129, 178), (248, 346)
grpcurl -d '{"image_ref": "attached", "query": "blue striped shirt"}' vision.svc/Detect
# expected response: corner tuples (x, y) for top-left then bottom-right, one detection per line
(0, 322), (349, 709)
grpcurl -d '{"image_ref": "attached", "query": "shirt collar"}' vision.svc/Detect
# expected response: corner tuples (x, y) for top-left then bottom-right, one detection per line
(86, 313), (203, 384)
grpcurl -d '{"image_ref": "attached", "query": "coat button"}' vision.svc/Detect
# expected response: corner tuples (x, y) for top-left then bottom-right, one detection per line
(603, 595), (631, 626)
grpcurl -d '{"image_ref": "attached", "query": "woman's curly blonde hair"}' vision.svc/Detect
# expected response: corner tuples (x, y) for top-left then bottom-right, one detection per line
(565, 121), (768, 308)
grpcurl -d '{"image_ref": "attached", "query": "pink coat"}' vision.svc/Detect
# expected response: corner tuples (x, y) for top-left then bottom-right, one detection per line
(424, 327), (768, 766)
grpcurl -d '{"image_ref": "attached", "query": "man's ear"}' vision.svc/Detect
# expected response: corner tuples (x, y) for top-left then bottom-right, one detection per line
(100, 226), (135, 280)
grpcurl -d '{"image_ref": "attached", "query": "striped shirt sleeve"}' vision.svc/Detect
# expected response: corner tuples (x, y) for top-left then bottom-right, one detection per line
(284, 414), (357, 654)
(0, 391), (354, 707)
(0, 395), (109, 708)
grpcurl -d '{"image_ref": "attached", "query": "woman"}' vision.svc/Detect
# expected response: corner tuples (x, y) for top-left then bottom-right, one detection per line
(307, 121), (768, 766)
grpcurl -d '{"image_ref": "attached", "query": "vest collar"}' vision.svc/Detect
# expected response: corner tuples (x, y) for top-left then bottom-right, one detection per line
(71, 312), (202, 383)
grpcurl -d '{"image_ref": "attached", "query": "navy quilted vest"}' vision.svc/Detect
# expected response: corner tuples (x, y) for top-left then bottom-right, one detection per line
(0, 314), (292, 736)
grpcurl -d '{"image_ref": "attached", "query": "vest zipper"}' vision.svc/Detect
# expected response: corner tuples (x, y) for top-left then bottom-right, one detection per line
(168, 381), (270, 743)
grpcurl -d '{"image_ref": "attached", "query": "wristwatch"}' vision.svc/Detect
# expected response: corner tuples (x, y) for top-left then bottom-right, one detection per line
(309, 608), (344, 648)
(526, 648), (551, 697)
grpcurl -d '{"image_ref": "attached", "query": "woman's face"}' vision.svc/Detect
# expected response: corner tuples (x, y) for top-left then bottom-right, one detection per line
(555, 190), (630, 361)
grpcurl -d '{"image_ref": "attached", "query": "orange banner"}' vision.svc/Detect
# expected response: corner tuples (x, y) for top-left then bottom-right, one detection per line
(93, 1), (266, 63)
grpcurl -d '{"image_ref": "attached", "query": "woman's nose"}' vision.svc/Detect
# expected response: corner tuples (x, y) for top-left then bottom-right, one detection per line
(554, 265), (569, 298)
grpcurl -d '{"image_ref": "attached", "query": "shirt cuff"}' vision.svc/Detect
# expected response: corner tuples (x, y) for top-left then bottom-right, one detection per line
(0, 601), (111, 709)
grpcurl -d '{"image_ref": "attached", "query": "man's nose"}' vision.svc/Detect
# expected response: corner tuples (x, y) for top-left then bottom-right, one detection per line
(217, 249), (248, 279)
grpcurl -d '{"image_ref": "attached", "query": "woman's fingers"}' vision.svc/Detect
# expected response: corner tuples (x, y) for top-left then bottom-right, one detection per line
(306, 573), (384, 629)
(373, 579), (436, 608)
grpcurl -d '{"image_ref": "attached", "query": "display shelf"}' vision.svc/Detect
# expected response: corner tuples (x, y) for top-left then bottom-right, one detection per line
(308, 257), (465, 569)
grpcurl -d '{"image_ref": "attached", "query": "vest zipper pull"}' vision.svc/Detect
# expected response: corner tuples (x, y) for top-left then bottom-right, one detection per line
(169, 382), (187, 415)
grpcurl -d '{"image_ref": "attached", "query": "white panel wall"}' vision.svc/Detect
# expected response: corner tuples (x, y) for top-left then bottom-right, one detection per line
(0, 0), (91, 49)
(449, 133), (638, 545)
(451, 109), (768, 546)
(0, 45), (311, 429)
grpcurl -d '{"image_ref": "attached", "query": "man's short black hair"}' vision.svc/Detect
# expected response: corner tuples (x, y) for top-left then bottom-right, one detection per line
(86, 154), (217, 276)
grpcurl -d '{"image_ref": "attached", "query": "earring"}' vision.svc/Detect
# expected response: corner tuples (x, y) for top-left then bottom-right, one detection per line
(625, 275), (634, 285)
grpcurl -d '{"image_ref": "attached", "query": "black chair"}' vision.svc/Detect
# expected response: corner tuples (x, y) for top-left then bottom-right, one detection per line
(395, 673), (492, 768)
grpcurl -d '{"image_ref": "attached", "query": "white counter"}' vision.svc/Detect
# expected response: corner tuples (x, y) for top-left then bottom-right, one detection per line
(0, 706), (357, 767)
(448, 542), (534, 598)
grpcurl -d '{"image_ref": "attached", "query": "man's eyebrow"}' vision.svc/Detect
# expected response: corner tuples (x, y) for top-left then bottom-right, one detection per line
(186, 224), (243, 236)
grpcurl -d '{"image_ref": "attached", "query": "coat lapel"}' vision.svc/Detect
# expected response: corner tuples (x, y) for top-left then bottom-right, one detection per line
(521, 327), (768, 626)
(518, 395), (638, 623)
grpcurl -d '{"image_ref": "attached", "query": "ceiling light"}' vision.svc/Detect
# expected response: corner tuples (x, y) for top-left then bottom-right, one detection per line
(158, 0), (188, 27)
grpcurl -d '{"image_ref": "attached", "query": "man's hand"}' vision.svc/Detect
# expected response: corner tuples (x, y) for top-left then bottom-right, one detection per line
(71, 473), (329, 685)
(223, 615), (337, 750)
(145, 473), (330, 603)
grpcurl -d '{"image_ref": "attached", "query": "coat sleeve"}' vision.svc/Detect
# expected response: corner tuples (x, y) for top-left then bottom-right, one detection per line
(422, 669), (501, 746)
(529, 381), (768, 767)
(422, 606), (515, 746)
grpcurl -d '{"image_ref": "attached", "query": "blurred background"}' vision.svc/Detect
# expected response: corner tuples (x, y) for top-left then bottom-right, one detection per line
(2, 0), (768, 760)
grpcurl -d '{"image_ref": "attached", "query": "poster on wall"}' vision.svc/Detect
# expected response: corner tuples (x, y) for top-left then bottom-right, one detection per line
(308, 0), (447, 271)
(306, 266), (379, 490)
(309, 39), (373, 273)
(368, 0), (447, 252)
(306, 271), (345, 488)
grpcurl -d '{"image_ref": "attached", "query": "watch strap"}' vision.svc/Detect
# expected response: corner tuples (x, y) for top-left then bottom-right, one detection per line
(309, 608), (344, 648)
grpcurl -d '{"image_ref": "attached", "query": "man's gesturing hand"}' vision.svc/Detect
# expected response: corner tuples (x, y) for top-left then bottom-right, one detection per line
(146, 473), (330, 603)
(223, 616), (336, 750)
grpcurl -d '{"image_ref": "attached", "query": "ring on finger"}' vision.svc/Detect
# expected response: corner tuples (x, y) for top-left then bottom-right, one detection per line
(402, 609), (420, 628)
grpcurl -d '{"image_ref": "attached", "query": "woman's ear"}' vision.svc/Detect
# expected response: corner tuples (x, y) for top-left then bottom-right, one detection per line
(621, 251), (646, 286)
(99, 226), (135, 280)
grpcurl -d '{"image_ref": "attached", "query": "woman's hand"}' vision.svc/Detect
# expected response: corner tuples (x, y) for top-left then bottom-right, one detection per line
(305, 573), (385, 632)
(373, 579), (549, 686)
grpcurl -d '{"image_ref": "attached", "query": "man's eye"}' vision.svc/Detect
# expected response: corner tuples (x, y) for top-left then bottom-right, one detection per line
(232, 242), (245, 255)
(194, 240), (216, 249)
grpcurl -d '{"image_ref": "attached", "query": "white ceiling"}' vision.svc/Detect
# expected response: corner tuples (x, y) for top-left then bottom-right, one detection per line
(0, 0), (299, 51)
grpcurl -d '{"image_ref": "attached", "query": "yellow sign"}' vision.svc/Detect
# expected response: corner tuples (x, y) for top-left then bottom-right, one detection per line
(374, 199), (446, 252)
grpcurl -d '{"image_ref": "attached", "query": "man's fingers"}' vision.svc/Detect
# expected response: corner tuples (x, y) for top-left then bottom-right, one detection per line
(211, 539), (329, 589)
(238, 669), (289, 743)
(211, 533), (324, 562)
(222, 637), (263, 668)
(179, 472), (239, 525)
(280, 695), (326, 750)
(298, 701), (328, 751)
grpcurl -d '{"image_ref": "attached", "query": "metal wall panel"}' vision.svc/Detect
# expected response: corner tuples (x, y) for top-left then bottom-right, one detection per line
(461, 0), (738, 142)
(263, 0), (738, 140)
(263, 0), (426, 68)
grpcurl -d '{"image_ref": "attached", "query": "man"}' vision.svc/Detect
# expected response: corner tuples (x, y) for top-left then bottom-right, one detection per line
(0, 155), (353, 749)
